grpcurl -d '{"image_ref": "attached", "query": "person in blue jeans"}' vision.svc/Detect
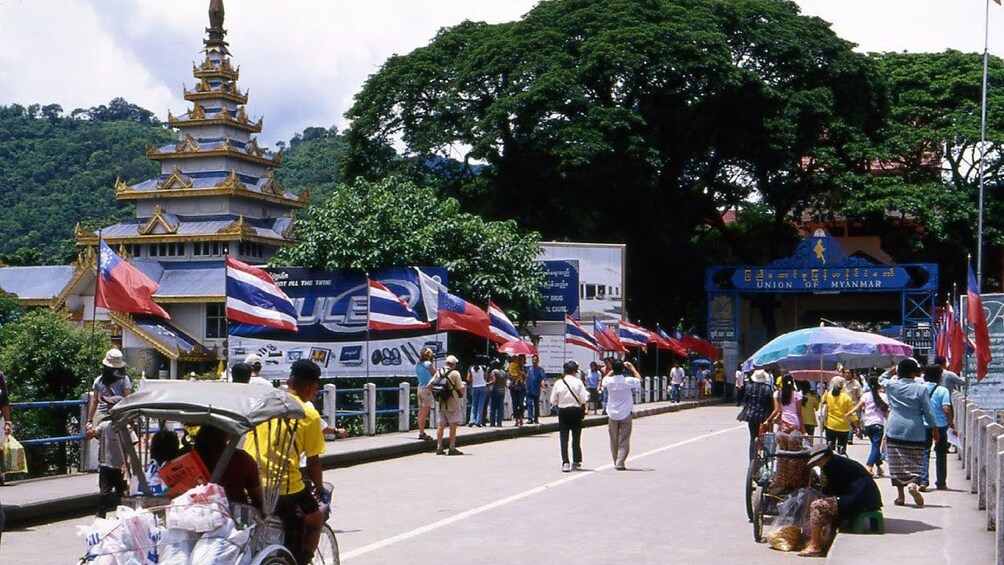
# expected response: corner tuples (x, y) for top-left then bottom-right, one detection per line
(525, 355), (547, 424)
(486, 360), (507, 427)
(670, 362), (685, 403)
(921, 365), (954, 490)
(850, 376), (889, 477)
(466, 357), (489, 427)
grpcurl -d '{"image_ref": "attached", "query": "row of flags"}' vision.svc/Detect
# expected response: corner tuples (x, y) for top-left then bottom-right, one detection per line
(935, 264), (991, 381)
(562, 315), (715, 358)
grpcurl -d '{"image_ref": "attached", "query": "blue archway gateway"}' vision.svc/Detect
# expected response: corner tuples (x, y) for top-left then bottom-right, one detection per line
(705, 231), (938, 370)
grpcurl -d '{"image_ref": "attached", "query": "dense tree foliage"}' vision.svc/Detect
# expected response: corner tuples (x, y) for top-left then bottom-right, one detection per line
(342, 0), (886, 327)
(272, 176), (546, 319)
(274, 125), (347, 203)
(0, 100), (173, 264)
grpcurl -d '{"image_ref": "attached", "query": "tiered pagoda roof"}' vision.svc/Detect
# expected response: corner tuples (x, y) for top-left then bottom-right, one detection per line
(79, 0), (305, 249)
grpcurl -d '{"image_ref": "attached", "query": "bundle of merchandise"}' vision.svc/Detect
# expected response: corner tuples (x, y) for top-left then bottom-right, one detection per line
(78, 483), (254, 565)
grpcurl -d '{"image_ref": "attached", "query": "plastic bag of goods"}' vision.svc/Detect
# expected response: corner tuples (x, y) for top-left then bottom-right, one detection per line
(166, 483), (231, 533)
(148, 527), (197, 565)
(116, 506), (160, 565)
(770, 432), (809, 492)
(765, 488), (823, 551)
(78, 517), (122, 565)
(191, 521), (252, 564)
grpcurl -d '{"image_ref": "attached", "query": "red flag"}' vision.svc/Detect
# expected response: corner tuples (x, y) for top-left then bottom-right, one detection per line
(968, 265), (992, 381)
(594, 319), (627, 353)
(436, 290), (491, 339)
(934, 305), (948, 359)
(947, 303), (965, 374)
(96, 240), (170, 319)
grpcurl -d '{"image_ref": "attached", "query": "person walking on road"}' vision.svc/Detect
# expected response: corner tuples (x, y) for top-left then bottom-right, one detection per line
(487, 359), (507, 427)
(466, 356), (488, 428)
(586, 361), (602, 414)
(820, 376), (859, 455)
(552, 360), (589, 472)
(934, 355), (964, 394)
(0, 370), (10, 486)
(798, 380), (820, 437)
(921, 365), (954, 490)
(508, 355), (527, 427)
(526, 355), (547, 424)
(885, 358), (938, 507)
(414, 347), (436, 441)
(850, 376), (889, 477)
(434, 355), (466, 455)
(766, 374), (803, 434)
(602, 359), (642, 470)
(737, 369), (774, 460)
(734, 366), (746, 407)
(84, 348), (132, 518)
(670, 362), (685, 403)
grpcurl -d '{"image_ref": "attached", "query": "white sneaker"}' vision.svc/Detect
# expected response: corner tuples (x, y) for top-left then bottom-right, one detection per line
(573, 462), (582, 470)
(561, 462), (571, 472)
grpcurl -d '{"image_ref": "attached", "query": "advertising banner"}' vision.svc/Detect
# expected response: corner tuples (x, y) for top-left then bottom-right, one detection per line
(540, 243), (625, 322)
(229, 266), (447, 379)
(538, 260), (579, 321)
(965, 293), (1004, 418)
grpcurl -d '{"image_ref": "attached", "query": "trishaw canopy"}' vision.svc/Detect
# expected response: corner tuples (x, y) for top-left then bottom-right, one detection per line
(110, 381), (305, 436)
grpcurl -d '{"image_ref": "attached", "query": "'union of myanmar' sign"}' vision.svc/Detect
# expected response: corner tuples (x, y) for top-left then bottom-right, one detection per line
(731, 266), (911, 291)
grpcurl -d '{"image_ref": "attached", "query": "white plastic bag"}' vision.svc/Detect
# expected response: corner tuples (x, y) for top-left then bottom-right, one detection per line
(166, 483), (230, 533)
(130, 461), (168, 496)
(190, 523), (250, 564)
(77, 517), (121, 565)
(149, 527), (197, 565)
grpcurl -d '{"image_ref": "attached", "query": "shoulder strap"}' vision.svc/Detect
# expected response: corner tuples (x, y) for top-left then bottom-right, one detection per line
(562, 377), (582, 405)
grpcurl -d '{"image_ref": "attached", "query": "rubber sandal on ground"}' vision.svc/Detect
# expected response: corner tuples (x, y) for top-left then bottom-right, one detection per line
(893, 498), (905, 506)
(908, 486), (925, 507)
(797, 548), (824, 557)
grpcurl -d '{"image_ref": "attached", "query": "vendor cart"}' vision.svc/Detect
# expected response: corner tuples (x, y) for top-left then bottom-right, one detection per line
(747, 430), (819, 542)
(79, 380), (340, 564)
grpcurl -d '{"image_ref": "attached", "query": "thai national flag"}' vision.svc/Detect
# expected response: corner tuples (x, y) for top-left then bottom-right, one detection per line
(96, 239), (170, 319)
(656, 325), (687, 356)
(968, 264), (992, 381)
(488, 301), (520, 344)
(368, 280), (430, 331)
(594, 319), (627, 352)
(564, 315), (599, 352)
(618, 321), (652, 349)
(437, 290), (491, 338)
(225, 256), (297, 331)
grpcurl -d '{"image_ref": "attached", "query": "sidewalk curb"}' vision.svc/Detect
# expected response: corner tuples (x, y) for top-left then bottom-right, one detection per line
(5, 398), (722, 527)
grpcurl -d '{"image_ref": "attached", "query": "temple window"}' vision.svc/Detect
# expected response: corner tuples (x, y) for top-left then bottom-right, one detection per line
(205, 303), (226, 338)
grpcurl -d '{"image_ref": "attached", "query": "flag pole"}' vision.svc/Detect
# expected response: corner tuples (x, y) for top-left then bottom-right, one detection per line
(365, 272), (371, 382)
(485, 292), (491, 357)
(655, 323), (661, 379)
(223, 250), (230, 376)
(89, 231), (102, 373)
(978, 0), (992, 286)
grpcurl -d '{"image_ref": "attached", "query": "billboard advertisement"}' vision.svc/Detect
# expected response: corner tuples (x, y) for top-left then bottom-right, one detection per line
(229, 266), (447, 379)
(539, 243), (625, 322)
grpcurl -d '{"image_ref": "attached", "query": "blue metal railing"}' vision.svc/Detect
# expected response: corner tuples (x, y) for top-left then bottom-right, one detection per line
(10, 399), (87, 447)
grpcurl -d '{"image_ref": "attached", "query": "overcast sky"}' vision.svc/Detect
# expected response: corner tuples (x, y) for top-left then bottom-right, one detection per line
(0, 0), (999, 146)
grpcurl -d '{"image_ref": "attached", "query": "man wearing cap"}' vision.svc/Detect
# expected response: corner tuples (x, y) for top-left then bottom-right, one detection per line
(551, 361), (590, 472)
(434, 355), (466, 456)
(799, 444), (882, 557)
(245, 359), (325, 564)
(244, 354), (273, 387)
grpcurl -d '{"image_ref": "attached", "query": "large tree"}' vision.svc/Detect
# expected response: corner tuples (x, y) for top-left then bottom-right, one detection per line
(272, 176), (546, 319)
(342, 0), (885, 329)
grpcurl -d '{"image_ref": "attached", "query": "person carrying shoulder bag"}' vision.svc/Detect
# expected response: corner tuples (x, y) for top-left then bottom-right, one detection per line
(550, 360), (590, 472)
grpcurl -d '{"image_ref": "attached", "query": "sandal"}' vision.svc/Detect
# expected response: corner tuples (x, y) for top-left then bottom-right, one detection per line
(908, 485), (925, 507)
(798, 547), (824, 557)
(893, 498), (905, 506)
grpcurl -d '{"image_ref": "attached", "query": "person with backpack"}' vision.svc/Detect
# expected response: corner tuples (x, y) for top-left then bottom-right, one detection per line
(551, 360), (590, 472)
(432, 355), (466, 455)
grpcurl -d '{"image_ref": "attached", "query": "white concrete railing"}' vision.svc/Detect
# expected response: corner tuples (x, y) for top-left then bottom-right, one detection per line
(950, 391), (1004, 564)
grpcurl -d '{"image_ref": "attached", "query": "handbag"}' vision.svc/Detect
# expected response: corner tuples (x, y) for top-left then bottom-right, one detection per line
(4, 436), (27, 474)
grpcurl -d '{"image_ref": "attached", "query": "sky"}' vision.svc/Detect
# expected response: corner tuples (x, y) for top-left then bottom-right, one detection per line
(0, 0), (1000, 146)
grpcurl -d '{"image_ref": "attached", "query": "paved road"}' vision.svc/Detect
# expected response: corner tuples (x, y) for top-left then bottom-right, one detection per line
(2, 407), (811, 564)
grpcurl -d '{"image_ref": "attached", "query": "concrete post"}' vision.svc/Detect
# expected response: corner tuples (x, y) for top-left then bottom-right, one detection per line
(363, 382), (377, 436)
(996, 436), (1004, 560)
(985, 423), (1003, 528)
(399, 382), (411, 432)
(642, 377), (650, 403)
(80, 392), (99, 472)
(977, 414), (993, 496)
(968, 404), (980, 477)
(322, 384), (337, 433)
(661, 376), (668, 401)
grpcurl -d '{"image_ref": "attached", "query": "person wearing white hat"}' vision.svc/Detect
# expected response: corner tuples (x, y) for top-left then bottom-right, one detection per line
(84, 348), (132, 517)
(433, 355), (466, 455)
(737, 369), (774, 459)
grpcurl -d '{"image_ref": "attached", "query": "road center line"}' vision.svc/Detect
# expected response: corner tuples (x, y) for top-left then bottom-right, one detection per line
(341, 423), (744, 561)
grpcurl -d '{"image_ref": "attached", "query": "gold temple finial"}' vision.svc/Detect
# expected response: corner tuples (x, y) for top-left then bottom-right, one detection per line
(206, 0), (229, 53)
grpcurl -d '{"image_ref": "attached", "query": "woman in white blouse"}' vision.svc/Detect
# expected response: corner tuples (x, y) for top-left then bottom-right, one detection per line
(551, 360), (590, 472)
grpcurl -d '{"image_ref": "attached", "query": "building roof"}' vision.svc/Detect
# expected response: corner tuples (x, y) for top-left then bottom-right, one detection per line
(126, 169), (298, 201)
(0, 266), (77, 302)
(132, 314), (205, 355)
(99, 214), (293, 242)
(133, 260), (225, 298)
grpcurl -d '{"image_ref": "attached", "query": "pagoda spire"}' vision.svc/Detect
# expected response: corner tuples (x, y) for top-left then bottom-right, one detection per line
(205, 0), (229, 53)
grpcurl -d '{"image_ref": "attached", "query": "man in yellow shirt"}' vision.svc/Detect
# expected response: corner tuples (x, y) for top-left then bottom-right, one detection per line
(245, 359), (325, 565)
(820, 376), (859, 455)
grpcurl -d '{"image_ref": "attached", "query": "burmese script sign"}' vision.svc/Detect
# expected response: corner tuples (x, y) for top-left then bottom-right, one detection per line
(965, 292), (1004, 414)
(731, 266), (911, 292)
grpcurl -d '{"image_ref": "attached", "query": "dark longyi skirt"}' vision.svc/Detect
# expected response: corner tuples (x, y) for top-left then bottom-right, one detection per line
(886, 437), (926, 487)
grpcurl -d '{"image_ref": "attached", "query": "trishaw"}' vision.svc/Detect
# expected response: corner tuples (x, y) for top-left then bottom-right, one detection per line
(79, 381), (339, 564)
(746, 428), (820, 543)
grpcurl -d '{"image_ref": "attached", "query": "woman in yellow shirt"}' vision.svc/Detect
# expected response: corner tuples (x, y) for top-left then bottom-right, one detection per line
(798, 381), (820, 436)
(820, 376), (859, 455)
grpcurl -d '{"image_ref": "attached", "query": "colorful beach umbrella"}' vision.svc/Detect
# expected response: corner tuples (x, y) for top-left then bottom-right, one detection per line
(741, 326), (913, 372)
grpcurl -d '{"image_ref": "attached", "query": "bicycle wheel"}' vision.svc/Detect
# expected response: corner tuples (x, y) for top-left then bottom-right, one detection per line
(752, 486), (765, 543)
(744, 449), (766, 522)
(250, 545), (297, 565)
(312, 523), (340, 565)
